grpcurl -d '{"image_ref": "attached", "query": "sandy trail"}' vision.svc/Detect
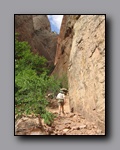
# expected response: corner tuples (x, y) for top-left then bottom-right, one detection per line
(15, 96), (104, 135)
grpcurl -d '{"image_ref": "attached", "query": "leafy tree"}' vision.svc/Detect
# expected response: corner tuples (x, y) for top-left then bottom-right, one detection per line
(15, 33), (54, 124)
(15, 33), (68, 125)
(15, 34), (49, 76)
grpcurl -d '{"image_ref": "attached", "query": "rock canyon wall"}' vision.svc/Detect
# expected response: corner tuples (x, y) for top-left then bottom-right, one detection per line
(15, 15), (105, 132)
(52, 15), (80, 77)
(53, 15), (105, 132)
(15, 15), (57, 65)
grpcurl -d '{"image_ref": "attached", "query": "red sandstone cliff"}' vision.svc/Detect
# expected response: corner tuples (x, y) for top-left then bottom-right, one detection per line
(52, 15), (80, 77)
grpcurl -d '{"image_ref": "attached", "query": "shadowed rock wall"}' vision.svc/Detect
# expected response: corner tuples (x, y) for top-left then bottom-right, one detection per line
(15, 15), (58, 65)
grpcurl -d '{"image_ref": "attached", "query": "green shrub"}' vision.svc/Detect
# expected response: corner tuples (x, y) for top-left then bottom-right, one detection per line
(41, 111), (55, 125)
(15, 33), (54, 124)
(15, 33), (68, 125)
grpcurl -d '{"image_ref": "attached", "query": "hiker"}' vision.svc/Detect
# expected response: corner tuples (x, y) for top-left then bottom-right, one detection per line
(56, 90), (66, 115)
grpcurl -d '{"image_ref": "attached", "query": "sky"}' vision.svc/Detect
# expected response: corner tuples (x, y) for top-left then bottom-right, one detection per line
(47, 15), (63, 34)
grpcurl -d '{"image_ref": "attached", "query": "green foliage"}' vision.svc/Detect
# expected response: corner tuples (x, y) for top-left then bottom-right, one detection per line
(15, 33), (53, 124)
(15, 33), (68, 125)
(41, 111), (55, 125)
(15, 34), (49, 76)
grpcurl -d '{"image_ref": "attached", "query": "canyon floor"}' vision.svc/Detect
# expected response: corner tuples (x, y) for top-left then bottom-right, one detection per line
(15, 96), (105, 135)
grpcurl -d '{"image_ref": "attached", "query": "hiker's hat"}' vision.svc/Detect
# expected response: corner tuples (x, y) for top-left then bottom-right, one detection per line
(60, 88), (68, 93)
(60, 90), (64, 93)
(60, 90), (65, 94)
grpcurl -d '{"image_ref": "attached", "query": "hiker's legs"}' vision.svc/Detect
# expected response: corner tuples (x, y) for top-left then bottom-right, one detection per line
(58, 100), (64, 115)
(58, 104), (61, 114)
(61, 102), (65, 114)
(61, 106), (64, 114)
(58, 104), (64, 115)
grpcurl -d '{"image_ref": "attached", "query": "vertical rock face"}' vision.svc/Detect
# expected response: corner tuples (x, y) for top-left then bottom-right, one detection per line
(15, 15), (58, 65)
(32, 15), (51, 31)
(52, 15), (80, 77)
(68, 15), (105, 132)
(32, 15), (58, 65)
(53, 15), (105, 132)
(32, 15), (58, 64)
(15, 15), (35, 49)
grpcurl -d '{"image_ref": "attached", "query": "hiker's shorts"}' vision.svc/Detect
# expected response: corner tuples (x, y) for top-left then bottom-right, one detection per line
(58, 99), (64, 106)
